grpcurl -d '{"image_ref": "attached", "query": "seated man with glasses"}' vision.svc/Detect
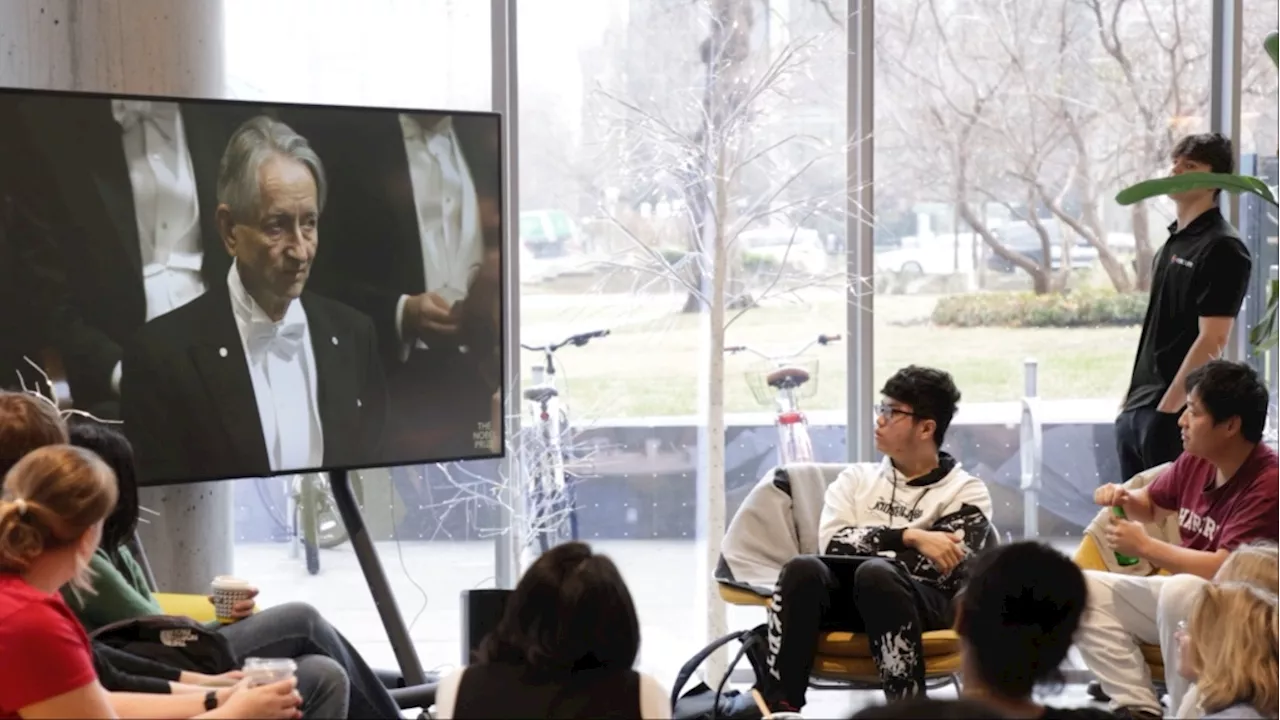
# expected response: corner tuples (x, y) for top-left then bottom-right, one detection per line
(757, 365), (994, 714)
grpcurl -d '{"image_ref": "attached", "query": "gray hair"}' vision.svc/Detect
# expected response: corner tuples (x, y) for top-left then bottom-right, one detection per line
(217, 115), (327, 223)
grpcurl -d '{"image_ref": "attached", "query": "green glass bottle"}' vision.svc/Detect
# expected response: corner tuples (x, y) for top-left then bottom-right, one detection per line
(1110, 505), (1140, 566)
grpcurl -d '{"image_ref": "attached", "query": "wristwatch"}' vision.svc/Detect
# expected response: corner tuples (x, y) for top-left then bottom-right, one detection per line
(204, 690), (219, 711)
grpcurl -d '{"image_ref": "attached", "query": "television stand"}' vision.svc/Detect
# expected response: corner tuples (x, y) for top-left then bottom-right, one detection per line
(328, 468), (428, 686)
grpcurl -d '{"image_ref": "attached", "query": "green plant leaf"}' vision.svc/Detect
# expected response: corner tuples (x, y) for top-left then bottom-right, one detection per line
(1115, 172), (1278, 207)
(1251, 278), (1279, 355)
(1265, 31), (1278, 68)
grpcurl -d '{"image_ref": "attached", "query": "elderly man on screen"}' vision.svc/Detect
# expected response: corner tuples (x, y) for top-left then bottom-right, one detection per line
(276, 108), (502, 464)
(120, 115), (387, 485)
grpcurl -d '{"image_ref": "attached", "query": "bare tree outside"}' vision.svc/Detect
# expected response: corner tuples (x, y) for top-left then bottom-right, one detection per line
(877, 0), (1219, 294)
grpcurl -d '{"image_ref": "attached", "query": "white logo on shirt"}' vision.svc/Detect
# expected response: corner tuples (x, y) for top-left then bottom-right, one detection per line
(1170, 255), (1195, 269)
(1178, 507), (1218, 542)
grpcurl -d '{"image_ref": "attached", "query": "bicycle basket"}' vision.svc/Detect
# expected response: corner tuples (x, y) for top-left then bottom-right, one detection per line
(744, 356), (819, 406)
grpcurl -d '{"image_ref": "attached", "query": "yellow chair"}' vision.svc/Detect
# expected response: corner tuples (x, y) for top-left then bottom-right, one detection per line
(1072, 532), (1166, 682)
(717, 584), (963, 687)
(715, 463), (966, 692)
(155, 592), (219, 624)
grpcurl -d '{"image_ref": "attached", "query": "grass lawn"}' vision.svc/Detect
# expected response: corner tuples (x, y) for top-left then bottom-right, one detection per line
(518, 290), (1140, 418)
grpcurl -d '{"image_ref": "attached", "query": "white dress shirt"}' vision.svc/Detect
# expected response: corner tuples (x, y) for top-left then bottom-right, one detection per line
(393, 114), (484, 355)
(227, 264), (324, 473)
(110, 99), (207, 393)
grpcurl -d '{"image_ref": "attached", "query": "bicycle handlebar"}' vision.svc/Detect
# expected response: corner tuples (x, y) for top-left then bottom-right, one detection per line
(724, 333), (841, 360)
(521, 329), (611, 355)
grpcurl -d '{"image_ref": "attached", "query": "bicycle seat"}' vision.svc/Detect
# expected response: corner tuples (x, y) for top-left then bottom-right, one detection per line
(523, 386), (560, 403)
(766, 366), (811, 389)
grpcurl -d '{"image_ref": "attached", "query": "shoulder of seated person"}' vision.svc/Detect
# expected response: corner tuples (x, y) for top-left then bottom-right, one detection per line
(0, 587), (77, 632)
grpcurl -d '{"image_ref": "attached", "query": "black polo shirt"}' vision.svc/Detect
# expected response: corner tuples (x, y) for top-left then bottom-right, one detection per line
(1123, 207), (1251, 411)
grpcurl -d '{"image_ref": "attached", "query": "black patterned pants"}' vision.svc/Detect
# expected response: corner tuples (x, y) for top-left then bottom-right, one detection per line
(762, 555), (953, 708)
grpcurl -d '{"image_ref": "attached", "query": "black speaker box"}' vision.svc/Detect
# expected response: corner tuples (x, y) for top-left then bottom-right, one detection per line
(460, 589), (513, 665)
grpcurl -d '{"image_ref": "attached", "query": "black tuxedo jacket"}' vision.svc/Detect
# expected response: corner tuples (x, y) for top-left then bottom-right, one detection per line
(279, 108), (501, 362)
(0, 96), (49, 390)
(119, 286), (388, 486)
(11, 95), (256, 413)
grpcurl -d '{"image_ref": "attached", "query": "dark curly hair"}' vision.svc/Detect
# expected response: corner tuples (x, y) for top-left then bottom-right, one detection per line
(66, 420), (139, 555)
(476, 542), (640, 680)
(1186, 360), (1270, 444)
(880, 365), (962, 446)
(956, 541), (1087, 699)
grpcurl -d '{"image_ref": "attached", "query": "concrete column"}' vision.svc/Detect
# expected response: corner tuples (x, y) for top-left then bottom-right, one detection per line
(0, 0), (233, 595)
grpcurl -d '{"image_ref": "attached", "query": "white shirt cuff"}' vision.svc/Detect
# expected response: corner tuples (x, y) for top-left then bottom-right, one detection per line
(394, 294), (412, 363)
(111, 361), (123, 395)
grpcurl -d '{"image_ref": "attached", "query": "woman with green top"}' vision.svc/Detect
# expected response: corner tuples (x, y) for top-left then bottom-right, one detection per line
(64, 420), (401, 720)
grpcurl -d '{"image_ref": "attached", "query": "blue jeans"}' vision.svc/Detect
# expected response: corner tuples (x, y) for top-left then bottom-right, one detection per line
(217, 602), (400, 718)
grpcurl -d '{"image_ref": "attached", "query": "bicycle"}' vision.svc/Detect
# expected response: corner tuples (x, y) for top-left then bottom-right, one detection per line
(519, 329), (609, 557)
(254, 472), (361, 576)
(725, 333), (842, 465)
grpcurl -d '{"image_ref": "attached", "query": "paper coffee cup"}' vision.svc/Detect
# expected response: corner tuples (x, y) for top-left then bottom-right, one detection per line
(211, 575), (253, 624)
(241, 657), (297, 687)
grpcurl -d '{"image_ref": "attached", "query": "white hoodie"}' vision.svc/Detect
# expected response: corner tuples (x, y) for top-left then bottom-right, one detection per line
(818, 454), (994, 590)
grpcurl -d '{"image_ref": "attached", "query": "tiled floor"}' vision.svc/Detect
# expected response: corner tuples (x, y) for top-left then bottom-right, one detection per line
(233, 538), (1108, 716)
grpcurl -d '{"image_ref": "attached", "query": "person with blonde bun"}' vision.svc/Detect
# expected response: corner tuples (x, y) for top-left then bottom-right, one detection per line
(0, 395), (301, 720)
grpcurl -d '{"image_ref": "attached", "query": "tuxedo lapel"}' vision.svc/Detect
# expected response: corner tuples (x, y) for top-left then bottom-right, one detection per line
(83, 105), (145, 273)
(179, 107), (234, 286)
(26, 100), (143, 272)
(302, 294), (352, 465)
(385, 115), (428, 295)
(186, 291), (271, 473)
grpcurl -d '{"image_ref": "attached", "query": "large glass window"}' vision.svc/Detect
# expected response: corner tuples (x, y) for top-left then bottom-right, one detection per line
(517, 0), (849, 685)
(1241, 0), (1278, 397)
(220, 0), (494, 675)
(873, 0), (1213, 542)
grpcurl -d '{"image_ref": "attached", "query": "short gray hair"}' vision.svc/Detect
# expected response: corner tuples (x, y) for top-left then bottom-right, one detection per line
(217, 115), (327, 223)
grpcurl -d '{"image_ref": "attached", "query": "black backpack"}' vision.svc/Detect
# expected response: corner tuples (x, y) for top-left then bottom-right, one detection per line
(91, 615), (240, 675)
(670, 624), (771, 720)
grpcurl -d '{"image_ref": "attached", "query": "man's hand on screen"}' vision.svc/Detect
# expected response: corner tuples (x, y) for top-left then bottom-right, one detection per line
(402, 292), (458, 342)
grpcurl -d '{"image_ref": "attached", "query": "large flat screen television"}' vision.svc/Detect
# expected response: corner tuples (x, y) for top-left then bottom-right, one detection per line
(0, 89), (504, 486)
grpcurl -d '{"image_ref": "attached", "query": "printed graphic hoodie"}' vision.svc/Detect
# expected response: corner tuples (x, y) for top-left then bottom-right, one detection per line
(817, 452), (993, 594)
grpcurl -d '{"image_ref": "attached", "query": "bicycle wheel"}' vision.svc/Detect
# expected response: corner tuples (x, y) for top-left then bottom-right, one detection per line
(536, 477), (577, 553)
(314, 484), (350, 550)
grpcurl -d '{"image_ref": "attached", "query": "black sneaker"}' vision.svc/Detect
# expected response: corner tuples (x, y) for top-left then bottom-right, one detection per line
(1087, 681), (1111, 702)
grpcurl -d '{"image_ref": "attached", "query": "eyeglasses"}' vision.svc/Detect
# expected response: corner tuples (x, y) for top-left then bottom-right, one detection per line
(873, 403), (919, 422)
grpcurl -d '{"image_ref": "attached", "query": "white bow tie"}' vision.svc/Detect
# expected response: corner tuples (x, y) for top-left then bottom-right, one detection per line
(246, 320), (306, 361)
(112, 100), (178, 140)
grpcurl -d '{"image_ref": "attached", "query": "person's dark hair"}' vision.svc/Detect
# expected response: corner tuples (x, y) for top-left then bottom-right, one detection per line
(956, 541), (1087, 699)
(476, 541), (640, 679)
(851, 697), (1009, 719)
(1172, 133), (1234, 198)
(67, 420), (138, 554)
(0, 390), (68, 476)
(880, 366), (962, 446)
(1185, 360), (1270, 444)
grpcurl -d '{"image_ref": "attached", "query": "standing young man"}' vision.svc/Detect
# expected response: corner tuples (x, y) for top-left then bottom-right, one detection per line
(759, 366), (994, 712)
(1115, 133), (1253, 483)
(1079, 360), (1278, 720)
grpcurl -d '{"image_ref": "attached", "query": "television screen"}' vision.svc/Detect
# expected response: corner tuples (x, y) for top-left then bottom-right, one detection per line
(0, 89), (504, 486)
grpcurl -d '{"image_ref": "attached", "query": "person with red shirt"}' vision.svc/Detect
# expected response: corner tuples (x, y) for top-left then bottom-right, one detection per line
(0, 434), (301, 719)
(1076, 360), (1278, 720)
